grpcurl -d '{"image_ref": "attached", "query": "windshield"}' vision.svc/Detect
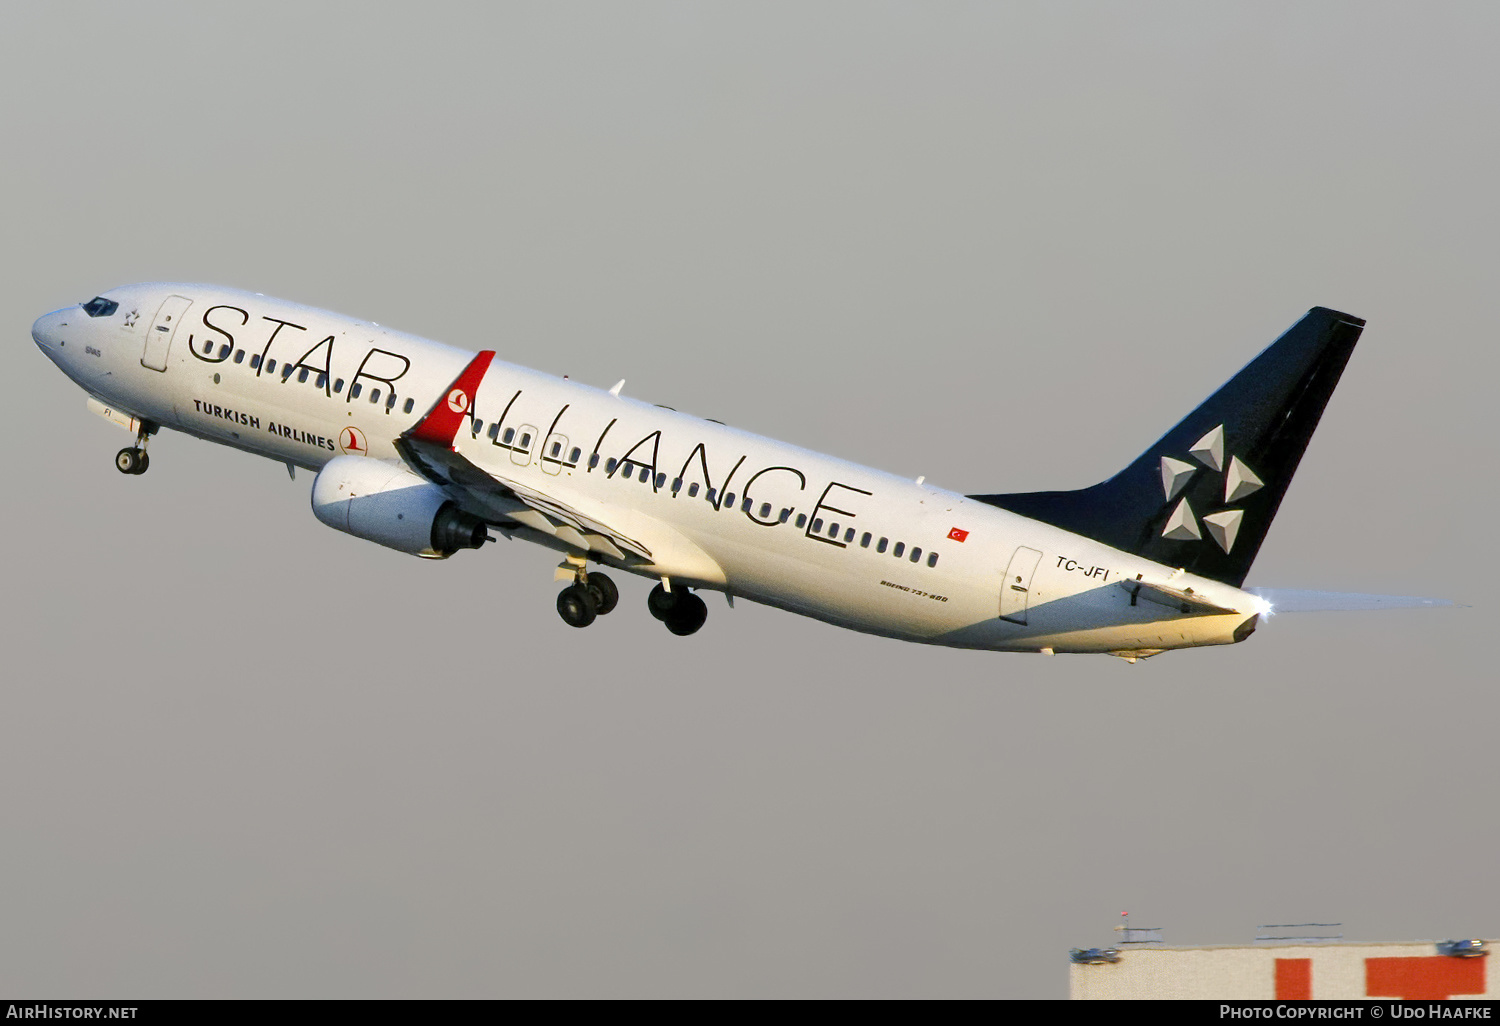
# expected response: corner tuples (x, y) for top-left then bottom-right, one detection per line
(81, 297), (119, 318)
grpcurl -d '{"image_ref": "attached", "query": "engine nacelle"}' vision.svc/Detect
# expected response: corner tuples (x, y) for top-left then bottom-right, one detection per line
(311, 455), (489, 558)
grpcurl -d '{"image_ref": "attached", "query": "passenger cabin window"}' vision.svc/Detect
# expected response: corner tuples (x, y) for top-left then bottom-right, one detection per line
(779, 509), (791, 523)
(386, 393), (397, 410)
(688, 483), (700, 497)
(403, 398), (414, 414)
(927, 552), (939, 567)
(910, 547), (922, 562)
(233, 350), (245, 364)
(487, 423), (500, 440)
(519, 433), (531, 449)
(639, 467), (649, 483)
(588, 453), (600, 469)
(570, 447), (582, 463)
(760, 503), (772, 519)
(370, 388), (381, 404)
(796, 514), (807, 528)
(724, 492), (735, 508)
(742, 497), (753, 512)
(334, 378), (344, 393)
(265, 359), (277, 374)
(550, 442), (561, 457)
(877, 538), (888, 553)
(861, 532), (872, 548)
(82, 297), (118, 318)
(298, 368), (309, 383)
(350, 382), (362, 398)
(893, 542), (905, 558)
(220, 344), (232, 360)
(655, 473), (666, 488)
(605, 458), (617, 474)
(250, 355), (261, 369)
(828, 522), (840, 537)
(812, 519), (823, 533)
(844, 528), (855, 543)
(503, 428), (515, 445)
(316, 373), (327, 388)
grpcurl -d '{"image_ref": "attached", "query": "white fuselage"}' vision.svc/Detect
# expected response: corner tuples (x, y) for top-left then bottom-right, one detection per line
(33, 283), (1263, 655)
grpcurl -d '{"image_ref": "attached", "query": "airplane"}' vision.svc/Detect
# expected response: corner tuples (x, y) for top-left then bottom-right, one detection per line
(30, 284), (1446, 660)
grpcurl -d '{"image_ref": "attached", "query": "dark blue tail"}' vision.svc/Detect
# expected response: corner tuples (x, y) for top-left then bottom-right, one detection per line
(970, 308), (1366, 587)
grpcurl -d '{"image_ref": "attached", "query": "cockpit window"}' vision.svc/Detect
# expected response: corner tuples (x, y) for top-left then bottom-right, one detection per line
(81, 297), (119, 318)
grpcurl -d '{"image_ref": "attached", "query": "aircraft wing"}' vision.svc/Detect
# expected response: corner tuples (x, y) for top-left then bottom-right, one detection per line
(398, 434), (652, 561)
(395, 351), (652, 561)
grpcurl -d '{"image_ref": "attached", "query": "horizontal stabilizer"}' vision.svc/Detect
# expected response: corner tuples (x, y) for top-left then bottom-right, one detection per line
(1246, 588), (1454, 612)
(1119, 578), (1239, 616)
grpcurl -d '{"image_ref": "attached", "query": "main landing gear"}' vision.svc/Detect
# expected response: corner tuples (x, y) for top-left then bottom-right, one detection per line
(647, 582), (708, 636)
(556, 571), (620, 629)
(114, 421), (157, 475)
(552, 567), (709, 636)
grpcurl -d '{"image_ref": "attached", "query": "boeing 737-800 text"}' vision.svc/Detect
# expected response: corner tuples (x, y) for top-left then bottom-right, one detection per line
(32, 284), (1436, 659)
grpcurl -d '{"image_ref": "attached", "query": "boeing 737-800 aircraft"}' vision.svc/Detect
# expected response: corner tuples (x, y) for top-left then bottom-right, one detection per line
(31, 284), (1435, 659)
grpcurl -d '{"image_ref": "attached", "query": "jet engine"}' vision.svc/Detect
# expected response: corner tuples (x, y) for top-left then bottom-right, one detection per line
(311, 455), (488, 558)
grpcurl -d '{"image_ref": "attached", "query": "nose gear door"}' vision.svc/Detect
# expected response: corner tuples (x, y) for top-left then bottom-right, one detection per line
(999, 546), (1043, 625)
(141, 295), (192, 371)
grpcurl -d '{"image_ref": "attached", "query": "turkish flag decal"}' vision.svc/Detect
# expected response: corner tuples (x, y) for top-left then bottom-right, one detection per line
(948, 527), (969, 542)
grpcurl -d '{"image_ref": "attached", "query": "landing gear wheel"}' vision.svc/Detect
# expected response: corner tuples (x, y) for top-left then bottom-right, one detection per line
(647, 582), (679, 622)
(556, 583), (599, 628)
(585, 573), (619, 616)
(115, 448), (148, 475)
(663, 593), (708, 636)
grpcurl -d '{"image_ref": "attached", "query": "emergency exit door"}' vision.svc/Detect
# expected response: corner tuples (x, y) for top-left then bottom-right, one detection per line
(999, 546), (1043, 625)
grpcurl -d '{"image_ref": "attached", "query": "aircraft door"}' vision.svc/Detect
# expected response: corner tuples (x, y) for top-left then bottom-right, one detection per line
(510, 424), (537, 467)
(541, 434), (568, 475)
(999, 546), (1043, 625)
(141, 295), (192, 371)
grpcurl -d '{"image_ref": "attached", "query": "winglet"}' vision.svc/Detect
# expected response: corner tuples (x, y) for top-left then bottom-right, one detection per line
(407, 351), (496, 448)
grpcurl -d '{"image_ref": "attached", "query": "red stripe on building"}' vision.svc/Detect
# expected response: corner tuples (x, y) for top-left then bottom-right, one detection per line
(1366, 956), (1486, 1000)
(1275, 958), (1312, 1000)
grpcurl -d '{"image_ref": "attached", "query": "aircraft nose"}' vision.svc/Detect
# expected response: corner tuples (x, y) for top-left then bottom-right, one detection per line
(32, 309), (63, 349)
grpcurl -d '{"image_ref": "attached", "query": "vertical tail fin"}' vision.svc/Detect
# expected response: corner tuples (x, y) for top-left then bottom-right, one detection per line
(970, 308), (1366, 587)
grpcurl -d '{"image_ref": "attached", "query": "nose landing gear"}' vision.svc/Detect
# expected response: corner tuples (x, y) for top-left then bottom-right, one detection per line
(115, 447), (149, 475)
(114, 421), (157, 475)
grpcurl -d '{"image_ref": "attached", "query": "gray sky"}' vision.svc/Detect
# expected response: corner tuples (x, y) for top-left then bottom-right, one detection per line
(1, 1), (1493, 998)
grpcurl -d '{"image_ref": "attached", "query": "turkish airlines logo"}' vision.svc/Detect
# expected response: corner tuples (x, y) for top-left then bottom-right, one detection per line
(948, 527), (969, 542)
(338, 426), (368, 455)
(446, 388), (470, 414)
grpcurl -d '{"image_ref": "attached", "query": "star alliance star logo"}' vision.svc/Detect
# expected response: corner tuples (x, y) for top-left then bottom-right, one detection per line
(1157, 424), (1263, 553)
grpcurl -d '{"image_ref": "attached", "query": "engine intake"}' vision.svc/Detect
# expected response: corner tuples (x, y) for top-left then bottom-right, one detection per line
(311, 455), (489, 558)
